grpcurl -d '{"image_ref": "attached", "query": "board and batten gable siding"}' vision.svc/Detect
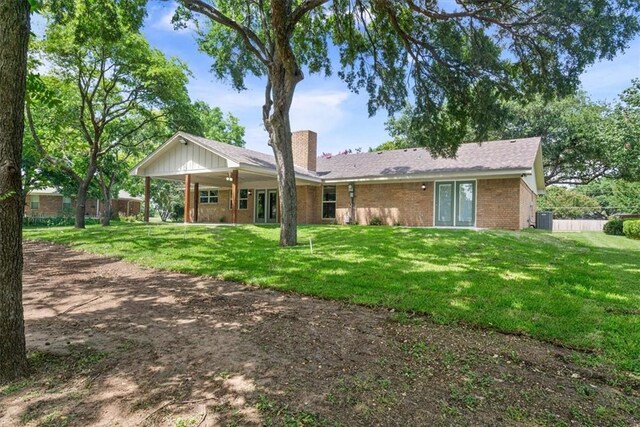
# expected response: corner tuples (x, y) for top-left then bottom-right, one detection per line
(140, 141), (231, 175)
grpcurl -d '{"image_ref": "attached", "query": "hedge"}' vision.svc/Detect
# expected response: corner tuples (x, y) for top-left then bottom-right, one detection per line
(603, 218), (625, 235)
(623, 220), (640, 239)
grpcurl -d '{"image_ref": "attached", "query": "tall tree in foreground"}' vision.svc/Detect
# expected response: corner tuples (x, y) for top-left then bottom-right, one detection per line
(176, 0), (640, 246)
(0, 0), (30, 381)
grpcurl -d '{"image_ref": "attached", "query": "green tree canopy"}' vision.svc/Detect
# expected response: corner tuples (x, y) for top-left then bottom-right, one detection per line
(578, 179), (640, 215)
(192, 101), (245, 146)
(537, 186), (602, 219)
(30, 0), (193, 227)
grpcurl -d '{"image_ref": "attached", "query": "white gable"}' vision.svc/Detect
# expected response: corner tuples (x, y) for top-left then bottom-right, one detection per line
(138, 139), (233, 176)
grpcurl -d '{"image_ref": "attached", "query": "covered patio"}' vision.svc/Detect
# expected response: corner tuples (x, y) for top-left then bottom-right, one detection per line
(130, 132), (321, 224)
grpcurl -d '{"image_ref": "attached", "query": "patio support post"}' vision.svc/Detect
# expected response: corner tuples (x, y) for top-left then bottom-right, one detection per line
(231, 169), (238, 224)
(144, 177), (150, 222)
(193, 182), (199, 223)
(184, 174), (191, 223)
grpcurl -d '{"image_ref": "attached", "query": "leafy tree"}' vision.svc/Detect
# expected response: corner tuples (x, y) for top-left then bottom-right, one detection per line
(578, 179), (640, 215)
(193, 100), (245, 146)
(30, 0), (192, 228)
(486, 94), (613, 185)
(174, 0), (640, 246)
(151, 180), (184, 222)
(537, 186), (602, 219)
(0, 0), (30, 381)
(608, 78), (640, 182)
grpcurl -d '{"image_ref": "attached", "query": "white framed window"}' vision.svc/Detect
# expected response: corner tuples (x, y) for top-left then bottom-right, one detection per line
(30, 195), (40, 210)
(199, 190), (218, 204)
(228, 189), (249, 210)
(322, 186), (336, 219)
(62, 196), (72, 212)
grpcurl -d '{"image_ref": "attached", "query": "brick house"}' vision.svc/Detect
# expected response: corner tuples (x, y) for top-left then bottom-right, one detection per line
(24, 188), (142, 219)
(131, 131), (545, 229)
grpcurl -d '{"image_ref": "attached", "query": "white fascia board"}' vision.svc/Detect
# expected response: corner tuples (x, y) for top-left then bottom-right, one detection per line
(322, 169), (531, 184)
(238, 163), (323, 183)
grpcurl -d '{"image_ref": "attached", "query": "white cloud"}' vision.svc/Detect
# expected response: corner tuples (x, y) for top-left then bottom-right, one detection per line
(289, 89), (350, 134)
(148, 2), (198, 34)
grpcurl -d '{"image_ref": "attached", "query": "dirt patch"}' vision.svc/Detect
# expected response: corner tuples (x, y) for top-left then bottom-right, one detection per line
(1, 240), (638, 426)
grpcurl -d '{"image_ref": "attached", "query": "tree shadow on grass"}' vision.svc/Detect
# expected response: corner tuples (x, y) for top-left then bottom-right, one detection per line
(3, 239), (639, 426)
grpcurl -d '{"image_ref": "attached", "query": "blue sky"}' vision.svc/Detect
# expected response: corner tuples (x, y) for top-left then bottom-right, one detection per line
(45, 3), (640, 155)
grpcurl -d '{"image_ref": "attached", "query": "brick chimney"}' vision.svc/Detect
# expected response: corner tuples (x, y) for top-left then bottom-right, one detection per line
(291, 130), (317, 172)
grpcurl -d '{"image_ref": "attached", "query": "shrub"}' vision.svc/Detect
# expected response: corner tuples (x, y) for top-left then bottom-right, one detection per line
(120, 215), (138, 223)
(623, 220), (640, 239)
(603, 218), (625, 235)
(369, 216), (383, 226)
(23, 216), (99, 228)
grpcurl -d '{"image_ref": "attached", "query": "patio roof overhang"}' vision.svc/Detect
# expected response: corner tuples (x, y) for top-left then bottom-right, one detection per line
(130, 132), (321, 187)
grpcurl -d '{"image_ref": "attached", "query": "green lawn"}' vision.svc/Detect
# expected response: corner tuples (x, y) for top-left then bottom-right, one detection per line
(24, 223), (640, 374)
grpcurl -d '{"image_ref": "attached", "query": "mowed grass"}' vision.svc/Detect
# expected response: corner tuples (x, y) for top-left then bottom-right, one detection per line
(24, 223), (640, 374)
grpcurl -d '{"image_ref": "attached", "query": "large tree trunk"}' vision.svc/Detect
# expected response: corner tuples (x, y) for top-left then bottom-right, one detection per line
(0, 0), (30, 381)
(265, 60), (303, 247)
(101, 194), (113, 226)
(75, 161), (97, 228)
(269, 116), (298, 247)
(75, 180), (90, 229)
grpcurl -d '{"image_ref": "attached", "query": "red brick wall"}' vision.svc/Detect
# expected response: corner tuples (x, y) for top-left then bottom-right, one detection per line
(292, 131), (317, 172)
(183, 178), (530, 230)
(24, 194), (100, 218)
(476, 178), (521, 230)
(113, 199), (141, 217)
(24, 195), (63, 217)
(335, 182), (434, 226)
(297, 185), (321, 224)
(191, 189), (256, 223)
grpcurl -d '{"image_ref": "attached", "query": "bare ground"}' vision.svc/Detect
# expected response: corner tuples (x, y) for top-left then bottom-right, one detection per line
(0, 240), (638, 426)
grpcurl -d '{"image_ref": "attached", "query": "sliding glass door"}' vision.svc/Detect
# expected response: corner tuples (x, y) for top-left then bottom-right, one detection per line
(254, 189), (278, 223)
(435, 181), (476, 227)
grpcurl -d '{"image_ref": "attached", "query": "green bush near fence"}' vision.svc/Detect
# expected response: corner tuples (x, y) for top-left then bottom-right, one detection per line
(23, 216), (100, 228)
(623, 219), (640, 239)
(603, 218), (625, 235)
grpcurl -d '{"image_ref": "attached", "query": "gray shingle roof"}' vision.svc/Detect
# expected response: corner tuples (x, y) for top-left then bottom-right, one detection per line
(316, 137), (541, 180)
(182, 132), (319, 179)
(181, 132), (541, 181)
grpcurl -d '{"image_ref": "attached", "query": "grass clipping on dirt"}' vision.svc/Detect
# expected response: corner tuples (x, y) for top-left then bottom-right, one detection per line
(24, 223), (640, 374)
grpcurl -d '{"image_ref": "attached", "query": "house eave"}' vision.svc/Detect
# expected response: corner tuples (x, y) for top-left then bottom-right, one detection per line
(321, 168), (532, 184)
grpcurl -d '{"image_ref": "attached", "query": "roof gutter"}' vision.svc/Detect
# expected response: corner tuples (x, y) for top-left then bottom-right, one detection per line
(322, 168), (532, 184)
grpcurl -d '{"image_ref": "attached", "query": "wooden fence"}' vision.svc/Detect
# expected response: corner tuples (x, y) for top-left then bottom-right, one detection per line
(552, 219), (607, 232)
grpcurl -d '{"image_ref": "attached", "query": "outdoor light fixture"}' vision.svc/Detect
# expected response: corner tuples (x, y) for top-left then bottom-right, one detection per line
(248, 190), (252, 196)
(178, 138), (187, 145)
(225, 173), (233, 182)
(421, 183), (426, 191)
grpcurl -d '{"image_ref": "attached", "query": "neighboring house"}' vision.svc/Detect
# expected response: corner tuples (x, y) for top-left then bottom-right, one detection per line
(131, 131), (545, 229)
(24, 188), (143, 219)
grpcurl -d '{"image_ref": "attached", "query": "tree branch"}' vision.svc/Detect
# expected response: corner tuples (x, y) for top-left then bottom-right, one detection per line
(181, 0), (270, 66)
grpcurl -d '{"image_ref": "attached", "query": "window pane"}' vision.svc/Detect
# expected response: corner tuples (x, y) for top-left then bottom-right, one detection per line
(210, 190), (218, 203)
(240, 189), (248, 199)
(323, 186), (336, 202)
(456, 182), (475, 226)
(437, 183), (453, 225)
(30, 195), (40, 210)
(322, 202), (336, 219)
